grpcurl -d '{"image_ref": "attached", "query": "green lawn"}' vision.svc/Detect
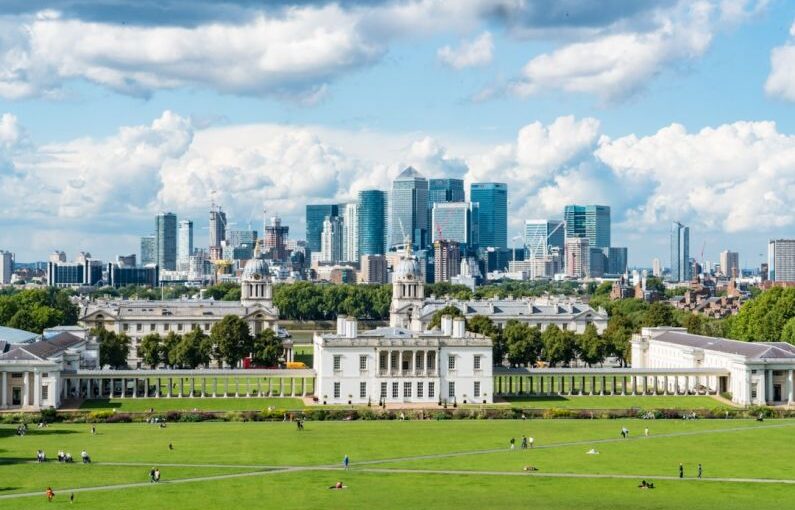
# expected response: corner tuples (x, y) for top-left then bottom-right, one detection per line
(79, 397), (305, 412)
(500, 395), (731, 409)
(2, 419), (794, 509)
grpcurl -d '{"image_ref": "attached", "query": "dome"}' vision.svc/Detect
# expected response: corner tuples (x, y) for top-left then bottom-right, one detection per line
(242, 258), (270, 281)
(394, 255), (421, 281)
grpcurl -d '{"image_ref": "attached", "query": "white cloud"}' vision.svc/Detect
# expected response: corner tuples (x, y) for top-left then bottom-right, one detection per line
(437, 32), (494, 69)
(765, 21), (795, 101)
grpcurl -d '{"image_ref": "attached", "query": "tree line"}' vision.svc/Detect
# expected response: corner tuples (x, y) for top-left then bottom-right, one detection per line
(0, 288), (79, 333)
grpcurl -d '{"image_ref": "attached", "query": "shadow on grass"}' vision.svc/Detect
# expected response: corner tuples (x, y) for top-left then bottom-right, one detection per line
(503, 396), (569, 402)
(0, 428), (79, 439)
(79, 400), (121, 410)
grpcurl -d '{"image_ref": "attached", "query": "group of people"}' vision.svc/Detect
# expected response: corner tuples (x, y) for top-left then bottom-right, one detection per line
(149, 467), (162, 483)
(638, 480), (656, 489)
(679, 463), (703, 479)
(16, 423), (28, 436)
(57, 450), (74, 463)
(36, 449), (89, 463)
(509, 435), (535, 450)
(295, 418), (305, 431)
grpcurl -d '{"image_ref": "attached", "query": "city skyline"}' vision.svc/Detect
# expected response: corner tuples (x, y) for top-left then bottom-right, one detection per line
(0, 1), (793, 266)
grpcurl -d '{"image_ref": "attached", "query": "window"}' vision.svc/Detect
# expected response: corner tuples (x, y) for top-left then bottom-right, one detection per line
(359, 355), (367, 371)
(392, 382), (399, 399)
(333, 382), (341, 399)
(136, 323), (142, 332)
(474, 381), (481, 397)
(562, 323), (568, 331)
(203, 323), (210, 331)
(177, 323), (184, 331)
(404, 382), (412, 398)
(417, 382), (424, 398)
(380, 382), (387, 398)
(360, 382), (367, 399)
(428, 382), (435, 398)
(379, 354), (387, 370)
(448, 356), (456, 370)
(474, 355), (481, 370)
(41, 385), (49, 400)
(42, 373), (48, 378)
(448, 382), (456, 398)
(122, 323), (129, 331)
(163, 324), (170, 331)
(333, 355), (342, 371)
(150, 324), (156, 331)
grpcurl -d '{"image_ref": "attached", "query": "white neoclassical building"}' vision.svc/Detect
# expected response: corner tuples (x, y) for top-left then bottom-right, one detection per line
(632, 327), (795, 406)
(314, 246), (494, 405)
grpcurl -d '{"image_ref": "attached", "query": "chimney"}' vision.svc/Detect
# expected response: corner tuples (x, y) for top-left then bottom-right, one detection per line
(441, 315), (453, 336)
(345, 318), (358, 339)
(452, 317), (466, 338)
(337, 315), (347, 335)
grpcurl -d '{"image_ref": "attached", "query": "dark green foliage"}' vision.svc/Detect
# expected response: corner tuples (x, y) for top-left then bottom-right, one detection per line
(467, 315), (505, 365)
(427, 305), (464, 330)
(541, 325), (576, 367)
(729, 287), (795, 342)
(575, 324), (604, 367)
(93, 328), (130, 369)
(251, 328), (283, 366)
(0, 288), (78, 333)
(273, 282), (391, 321)
(138, 333), (163, 368)
(173, 328), (212, 368)
(210, 315), (253, 368)
(502, 320), (542, 367)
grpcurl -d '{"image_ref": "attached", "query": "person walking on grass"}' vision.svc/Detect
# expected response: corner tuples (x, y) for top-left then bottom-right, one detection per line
(529, 436), (535, 449)
(644, 427), (649, 437)
(679, 464), (684, 478)
(46, 487), (54, 502)
(343, 455), (350, 470)
(510, 437), (515, 450)
(521, 436), (528, 449)
(698, 464), (702, 479)
(150, 467), (156, 483)
(154, 468), (161, 483)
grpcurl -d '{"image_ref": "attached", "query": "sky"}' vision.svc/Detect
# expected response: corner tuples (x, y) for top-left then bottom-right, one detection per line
(1, 0), (795, 268)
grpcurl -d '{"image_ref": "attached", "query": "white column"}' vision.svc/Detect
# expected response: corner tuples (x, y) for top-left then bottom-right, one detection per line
(133, 378), (138, 398)
(291, 378), (296, 396)
(33, 372), (41, 409)
(302, 377), (307, 396)
(788, 370), (794, 404)
(1, 371), (7, 408)
(22, 372), (30, 407)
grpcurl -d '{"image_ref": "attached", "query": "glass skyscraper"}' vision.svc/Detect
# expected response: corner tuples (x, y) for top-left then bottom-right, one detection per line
(177, 219), (193, 271)
(524, 219), (565, 258)
(563, 205), (611, 250)
(470, 182), (507, 249)
(306, 204), (339, 254)
(358, 190), (387, 256)
(140, 235), (156, 266)
(155, 212), (177, 271)
(390, 167), (429, 249)
(670, 221), (691, 282)
(429, 178), (465, 206)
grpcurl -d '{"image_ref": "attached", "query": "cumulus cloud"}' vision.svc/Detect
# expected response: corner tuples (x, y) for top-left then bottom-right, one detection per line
(765, 21), (795, 101)
(437, 32), (493, 69)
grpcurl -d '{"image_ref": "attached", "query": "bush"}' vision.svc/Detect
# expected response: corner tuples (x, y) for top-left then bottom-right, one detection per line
(87, 410), (115, 422)
(104, 413), (133, 423)
(39, 408), (59, 423)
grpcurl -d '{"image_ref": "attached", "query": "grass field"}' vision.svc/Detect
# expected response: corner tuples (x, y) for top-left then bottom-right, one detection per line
(79, 397), (306, 412)
(2, 418), (795, 509)
(500, 395), (731, 409)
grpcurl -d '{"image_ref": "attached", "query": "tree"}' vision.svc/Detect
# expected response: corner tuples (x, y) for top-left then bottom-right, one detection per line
(139, 333), (163, 368)
(173, 329), (212, 369)
(644, 277), (666, 294)
(467, 315), (505, 365)
(210, 315), (252, 368)
(604, 314), (633, 367)
(730, 287), (795, 342)
(541, 325), (576, 367)
(642, 302), (675, 328)
(427, 305), (464, 330)
(162, 331), (181, 367)
(94, 329), (130, 369)
(576, 324), (605, 367)
(502, 320), (541, 367)
(251, 329), (283, 366)
(680, 313), (703, 335)
(782, 317), (795, 345)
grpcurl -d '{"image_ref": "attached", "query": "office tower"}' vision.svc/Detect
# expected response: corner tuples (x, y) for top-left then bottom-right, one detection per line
(589, 248), (606, 277)
(390, 167), (429, 249)
(320, 216), (344, 263)
(768, 239), (795, 282)
(306, 204), (339, 254)
(116, 254), (136, 267)
(263, 216), (289, 261)
(155, 212), (178, 271)
(357, 190), (387, 256)
(432, 202), (477, 248)
(607, 247), (628, 275)
(760, 262), (769, 281)
(670, 221), (691, 282)
(341, 202), (359, 262)
(470, 182), (507, 249)
(652, 258), (662, 277)
(209, 205), (227, 260)
(429, 178), (465, 205)
(49, 251), (67, 264)
(720, 250), (740, 278)
(0, 250), (13, 284)
(563, 205), (611, 249)
(524, 219), (565, 258)
(178, 219), (194, 271)
(434, 240), (462, 283)
(47, 258), (103, 287)
(565, 237), (590, 278)
(140, 236), (156, 266)
(107, 263), (159, 287)
(360, 254), (388, 284)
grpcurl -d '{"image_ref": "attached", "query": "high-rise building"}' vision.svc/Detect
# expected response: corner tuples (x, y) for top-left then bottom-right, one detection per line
(178, 219), (193, 271)
(429, 178), (465, 205)
(720, 250), (740, 278)
(227, 230), (258, 249)
(47, 259), (103, 287)
(107, 263), (159, 287)
(768, 239), (795, 282)
(209, 206), (227, 256)
(434, 240), (462, 283)
(116, 254), (136, 267)
(670, 221), (691, 282)
(607, 247), (628, 275)
(524, 219), (565, 258)
(155, 212), (177, 271)
(431, 202), (477, 248)
(49, 251), (67, 264)
(0, 250), (13, 284)
(390, 167), (429, 249)
(306, 204), (339, 254)
(359, 254), (388, 284)
(263, 216), (289, 261)
(357, 190), (387, 256)
(589, 248), (606, 277)
(470, 182), (507, 249)
(140, 236), (156, 266)
(341, 202), (359, 262)
(652, 258), (662, 277)
(563, 205), (611, 250)
(320, 216), (344, 263)
(565, 237), (590, 279)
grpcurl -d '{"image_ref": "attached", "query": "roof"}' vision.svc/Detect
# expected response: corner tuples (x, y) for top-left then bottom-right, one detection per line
(652, 330), (795, 361)
(0, 332), (84, 362)
(82, 299), (278, 320)
(395, 166), (423, 180)
(0, 340), (7, 353)
(420, 299), (607, 321)
(318, 325), (492, 347)
(0, 347), (45, 362)
(0, 325), (39, 344)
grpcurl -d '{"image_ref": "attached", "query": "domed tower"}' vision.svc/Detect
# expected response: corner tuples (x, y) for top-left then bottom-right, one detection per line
(389, 244), (425, 329)
(240, 257), (273, 307)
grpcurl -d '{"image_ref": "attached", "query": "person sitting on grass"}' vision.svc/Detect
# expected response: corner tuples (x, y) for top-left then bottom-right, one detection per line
(58, 450), (64, 462)
(81, 450), (91, 464)
(64, 452), (73, 463)
(328, 481), (347, 489)
(522, 465), (539, 472)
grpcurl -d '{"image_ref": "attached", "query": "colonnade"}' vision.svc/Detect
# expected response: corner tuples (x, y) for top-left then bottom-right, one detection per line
(378, 350), (437, 377)
(493, 372), (723, 397)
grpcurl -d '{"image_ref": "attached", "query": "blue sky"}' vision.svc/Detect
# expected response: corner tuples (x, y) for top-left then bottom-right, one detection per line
(0, 0), (794, 268)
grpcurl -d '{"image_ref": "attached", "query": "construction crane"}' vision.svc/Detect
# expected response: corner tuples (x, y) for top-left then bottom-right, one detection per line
(525, 220), (565, 280)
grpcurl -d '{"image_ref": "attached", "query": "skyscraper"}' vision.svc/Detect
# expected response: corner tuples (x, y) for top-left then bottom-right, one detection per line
(652, 258), (662, 277)
(524, 219), (565, 258)
(390, 167), (429, 249)
(140, 236), (156, 266)
(0, 250), (13, 284)
(434, 240), (461, 283)
(670, 221), (691, 282)
(720, 250), (740, 277)
(358, 190), (387, 256)
(470, 182), (507, 249)
(155, 212), (177, 271)
(209, 206), (227, 258)
(320, 216), (344, 263)
(768, 239), (795, 282)
(429, 178), (465, 205)
(607, 247), (628, 275)
(177, 220), (193, 271)
(563, 205), (611, 249)
(306, 204), (339, 254)
(431, 202), (477, 247)
(565, 237), (590, 278)
(341, 202), (359, 262)
(263, 216), (289, 261)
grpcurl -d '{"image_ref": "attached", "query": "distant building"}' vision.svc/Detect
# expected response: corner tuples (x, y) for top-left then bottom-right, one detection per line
(589, 248), (606, 278)
(341, 203), (359, 262)
(49, 251), (67, 264)
(306, 204), (339, 255)
(470, 182), (507, 249)
(564, 205), (610, 250)
(320, 216), (344, 263)
(432, 202), (477, 248)
(720, 250), (739, 278)
(607, 247), (628, 275)
(429, 178), (465, 206)
(524, 219), (564, 259)
(565, 237), (590, 278)
(357, 190), (388, 256)
(670, 221), (691, 282)
(263, 216), (289, 261)
(47, 259), (103, 287)
(359, 255), (388, 284)
(178, 219), (193, 271)
(116, 254), (136, 267)
(107, 263), (159, 287)
(227, 230), (258, 249)
(155, 212), (177, 271)
(0, 250), (13, 284)
(329, 267), (357, 284)
(434, 240), (461, 283)
(390, 167), (429, 249)
(769, 239), (795, 282)
(652, 257), (662, 277)
(140, 236), (156, 266)
(209, 206), (227, 257)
